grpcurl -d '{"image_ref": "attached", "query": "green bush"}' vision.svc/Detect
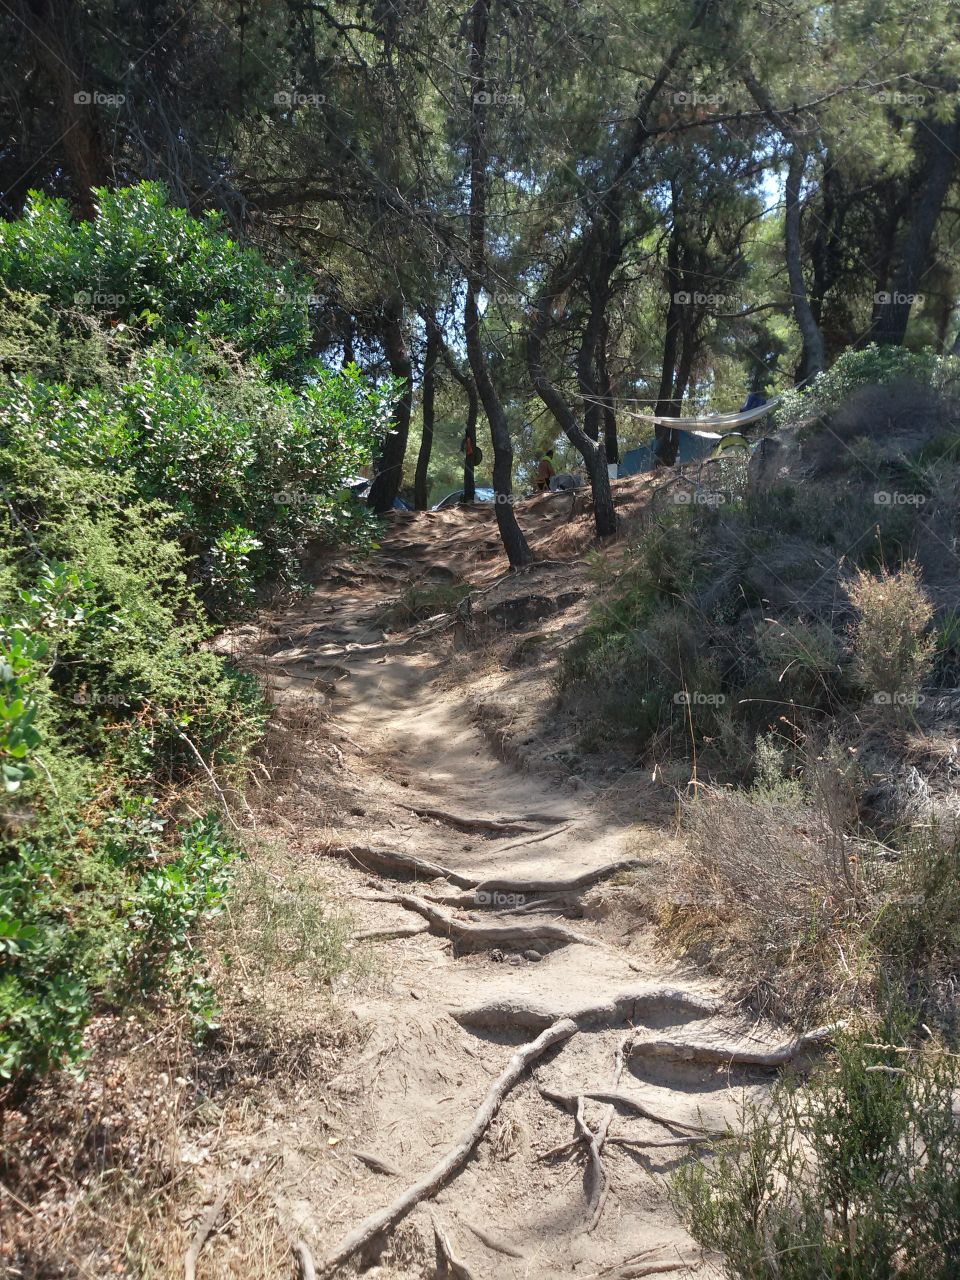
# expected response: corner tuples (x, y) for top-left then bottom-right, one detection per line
(0, 185), (396, 618)
(0, 184), (313, 377)
(775, 345), (950, 427)
(0, 184), (390, 1083)
(0, 469), (262, 1080)
(673, 1025), (960, 1279)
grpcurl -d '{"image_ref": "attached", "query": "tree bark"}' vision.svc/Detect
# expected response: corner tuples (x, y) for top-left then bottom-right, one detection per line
(741, 65), (825, 382)
(654, 213), (683, 466)
(872, 102), (960, 347)
(785, 146), (826, 379)
(597, 317), (619, 465)
(19, 0), (108, 218)
(414, 313), (440, 510)
(368, 297), (413, 513)
(465, 0), (532, 566)
(439, 343), (479, 503)
(527, 297), (617, 537)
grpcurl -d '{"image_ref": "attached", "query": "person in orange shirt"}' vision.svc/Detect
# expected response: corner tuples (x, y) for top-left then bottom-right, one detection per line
(535, 448), (556, 491)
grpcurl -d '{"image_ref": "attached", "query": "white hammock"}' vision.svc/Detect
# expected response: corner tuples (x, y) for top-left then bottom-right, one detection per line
(619, 396), (781, 434)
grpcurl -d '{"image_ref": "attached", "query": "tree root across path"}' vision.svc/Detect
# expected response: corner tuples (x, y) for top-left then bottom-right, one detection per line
(325, 842), (642, 902)
(399, 802), (565, 834)
(538, 1083), (721, 1137)
(313, 1018), (578, 1277)
(624, 1024), (842, 1069)
(453, 986), (720, 1032)
(432, 1214), (480, 1280)
(376, 891), (601, 951)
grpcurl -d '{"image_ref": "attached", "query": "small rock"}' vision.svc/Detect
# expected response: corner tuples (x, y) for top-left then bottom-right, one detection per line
(490, 948), (504, 963)
(523, 949), (543, 962)
(507, 954), (522, 966)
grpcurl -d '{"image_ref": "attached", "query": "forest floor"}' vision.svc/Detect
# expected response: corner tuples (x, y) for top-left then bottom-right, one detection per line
(7, 479), (822, 1279)
(198, 482), (818, 1279)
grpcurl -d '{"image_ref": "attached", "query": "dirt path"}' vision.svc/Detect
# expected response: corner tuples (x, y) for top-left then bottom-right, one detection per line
(230, 510), (798, 1278)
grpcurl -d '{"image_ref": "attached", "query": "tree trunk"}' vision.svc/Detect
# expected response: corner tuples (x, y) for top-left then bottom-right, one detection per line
(873, 103), (960, 347)
(527, 304), (617, 537)
(597, 317), (619, 465)
(465, 0), (532, 566)
(368, 298), (413, 514)
(654, 217), (682, 466)
(414, 314), (440, 510)
(343, 321), (355, 368)
(785, 146), (826, 380)
(741, 68), (825, 382)
(20, 0), (108, 218)
(439, 343), (479, 503)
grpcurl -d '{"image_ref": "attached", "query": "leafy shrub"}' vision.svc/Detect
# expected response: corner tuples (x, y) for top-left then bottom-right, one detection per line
(0, 185), (396, 618)
(0, 184), (314, 377)
(0, 184), (392, 1083)
(0, 469), (262, 1080)
(673, 1025), (960, 1279)
(775, 345), (950, 427)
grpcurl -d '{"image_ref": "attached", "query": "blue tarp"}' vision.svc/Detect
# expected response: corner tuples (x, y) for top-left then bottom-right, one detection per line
(618, 429), (724, 477)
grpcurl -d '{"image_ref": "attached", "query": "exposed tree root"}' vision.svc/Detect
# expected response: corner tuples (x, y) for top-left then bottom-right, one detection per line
(355, 923), (430, 942)
(454, 858), (644, 901)
(625, 1024), (842, 1069)
(610, 1263), (694, 1279)
(326, 843), (476, 888)
(325, 842), (641, 903)
(573, 1094), (613, 1232)
(462, 1219), (526, 1259)
(538, 1083), (720, 1136)
(454, 985), (720, 1032)
(293, 1240), (318, 1280)
(385, 892), (600, 950)
(399, 803), (541, 834)
(183, 1185), (229, 1280)
(432, 1215), (480, 1280)
(484, 820), (576, 852)
(349, 1149), (404, 1177)
(316, 1019), (578, 1276)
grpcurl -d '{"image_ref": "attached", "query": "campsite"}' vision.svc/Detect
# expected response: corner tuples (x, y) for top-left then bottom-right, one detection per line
(3, 2), (960, 1276)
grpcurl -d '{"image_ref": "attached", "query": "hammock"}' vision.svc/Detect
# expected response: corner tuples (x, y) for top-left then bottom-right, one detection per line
(617, 396), (781, 434)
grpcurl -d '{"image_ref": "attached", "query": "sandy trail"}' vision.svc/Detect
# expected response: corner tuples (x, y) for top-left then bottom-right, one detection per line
(236, 512), (787, 1278)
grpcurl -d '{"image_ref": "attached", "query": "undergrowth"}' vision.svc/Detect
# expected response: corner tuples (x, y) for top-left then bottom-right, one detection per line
(0, 185), (386, 1087)
(673, 1022), (960, 1280)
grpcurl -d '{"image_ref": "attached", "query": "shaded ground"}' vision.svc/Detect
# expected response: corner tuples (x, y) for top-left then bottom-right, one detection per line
(198, 486), (808, 1278)
(5, 479), (811, 1279)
